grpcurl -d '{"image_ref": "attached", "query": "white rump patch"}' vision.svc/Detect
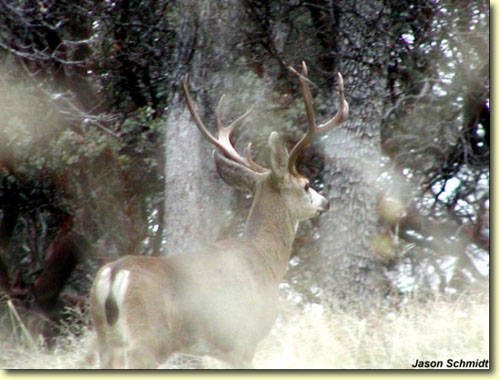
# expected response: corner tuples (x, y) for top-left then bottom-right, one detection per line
(111, 270), (132, 356)
(95, 266), (112, 308)
(112, 270), (131, 307)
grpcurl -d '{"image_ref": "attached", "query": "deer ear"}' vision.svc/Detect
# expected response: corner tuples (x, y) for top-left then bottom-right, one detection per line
(268, 132), (289, 179)
(213, 151), (265, 191)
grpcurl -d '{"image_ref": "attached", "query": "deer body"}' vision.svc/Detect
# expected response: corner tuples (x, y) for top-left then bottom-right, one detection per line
(90, 63), (348, 368)
(91, 182), (300, 368)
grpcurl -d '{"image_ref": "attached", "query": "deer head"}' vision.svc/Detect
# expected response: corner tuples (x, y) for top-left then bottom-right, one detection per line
(181, 61), (348, 225)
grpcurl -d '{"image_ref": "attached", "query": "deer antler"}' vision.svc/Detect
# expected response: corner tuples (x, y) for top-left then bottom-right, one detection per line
(287, 61), (349, 175)
(182, 75), (267, 173)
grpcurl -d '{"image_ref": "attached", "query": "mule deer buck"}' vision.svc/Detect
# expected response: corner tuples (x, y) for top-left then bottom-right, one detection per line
(89, 62), (348, 368)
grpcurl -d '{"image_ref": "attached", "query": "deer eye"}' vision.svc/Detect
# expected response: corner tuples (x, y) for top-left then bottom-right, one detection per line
(304, 183), (310, 192)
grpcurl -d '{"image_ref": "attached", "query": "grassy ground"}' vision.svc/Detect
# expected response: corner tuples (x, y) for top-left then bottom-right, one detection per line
(254, 288), (489, 369)
(0, 286), (489, 369)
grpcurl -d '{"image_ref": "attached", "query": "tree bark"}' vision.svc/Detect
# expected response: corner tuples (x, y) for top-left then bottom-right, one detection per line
(163, 1), (243, 255)
(315, 0), (391, 309)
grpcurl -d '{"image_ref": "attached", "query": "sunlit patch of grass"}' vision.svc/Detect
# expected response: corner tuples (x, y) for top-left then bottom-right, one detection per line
(254, 286), (488, 369)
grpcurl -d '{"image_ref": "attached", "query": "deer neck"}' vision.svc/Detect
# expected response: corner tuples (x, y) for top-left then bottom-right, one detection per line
(243, 181), (297, 281)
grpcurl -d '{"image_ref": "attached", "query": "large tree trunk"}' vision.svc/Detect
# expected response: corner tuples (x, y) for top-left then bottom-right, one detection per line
(163, 1), (243, 255)
(163, 101), (235, 254)
(315, 0), (391, 309)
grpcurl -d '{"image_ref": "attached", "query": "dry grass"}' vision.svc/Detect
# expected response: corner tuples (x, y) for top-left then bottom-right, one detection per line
(0, 330), (93, 369)
(255, 289), (489, 369)
(0, 286), (489, 369)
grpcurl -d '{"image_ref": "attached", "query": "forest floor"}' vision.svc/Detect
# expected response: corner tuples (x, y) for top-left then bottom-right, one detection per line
(0, 283), (489, 370)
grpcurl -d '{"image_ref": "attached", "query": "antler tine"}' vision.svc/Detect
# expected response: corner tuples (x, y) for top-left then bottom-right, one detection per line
(287, 62), (317, 174)
(215, 94), (254, 139)
(299, 61), (317, 131)
(182, 75), (222, 150)
(317, 72), (349, 131)
(287, 62), (349, 174)
(215, 93), (227, 133)
(214, 94), (254, 166)
(227, 105), (254, 131)
(245, 142), (260, 169)
(182, 75), (267, 173)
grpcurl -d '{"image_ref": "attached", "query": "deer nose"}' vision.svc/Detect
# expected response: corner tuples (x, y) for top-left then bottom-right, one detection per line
(319, 199), (330, 214)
